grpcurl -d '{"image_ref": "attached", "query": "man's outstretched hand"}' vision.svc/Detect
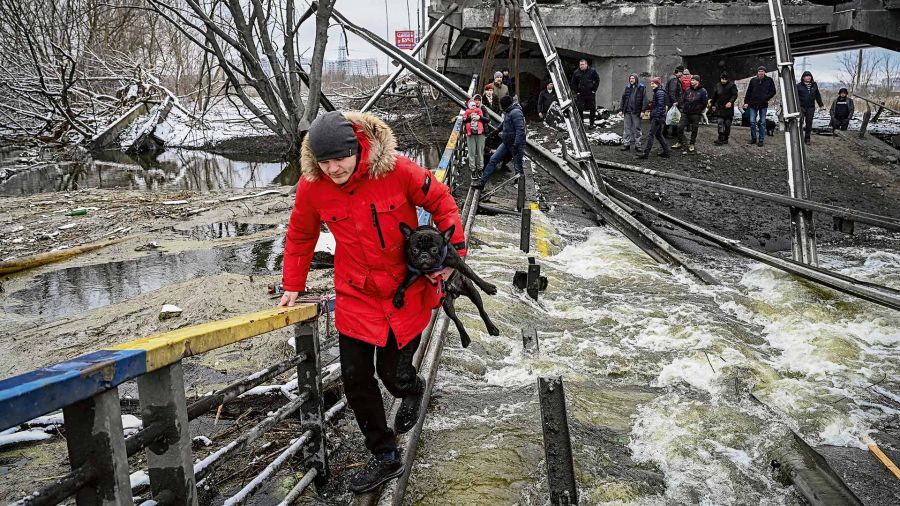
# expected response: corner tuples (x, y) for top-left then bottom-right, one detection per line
(279, 290), (300, 307)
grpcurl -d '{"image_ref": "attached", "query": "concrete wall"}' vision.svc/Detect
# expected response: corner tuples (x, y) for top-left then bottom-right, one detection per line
(430, 1), (832, 108)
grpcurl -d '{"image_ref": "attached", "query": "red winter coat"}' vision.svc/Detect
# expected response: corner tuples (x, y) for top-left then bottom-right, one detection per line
(679, 74), (692, 91)
(282, 112), (467, 349)
(463, 107), (485, 136)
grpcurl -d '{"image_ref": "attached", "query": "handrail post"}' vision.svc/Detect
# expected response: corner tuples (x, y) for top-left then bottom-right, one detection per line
(62, 388), (132, 505)
(295, 316), (329, 487)
(136, 361), (199, 505)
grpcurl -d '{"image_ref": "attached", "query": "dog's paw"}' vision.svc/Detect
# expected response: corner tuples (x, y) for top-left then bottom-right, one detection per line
(392, 294), (405, 309)
(483, 283), (498, 295)
(487, 324), (500, 336)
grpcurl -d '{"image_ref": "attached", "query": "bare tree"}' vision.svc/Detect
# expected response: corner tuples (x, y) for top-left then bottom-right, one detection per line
(836, 49), (881, 95)
(0, 0), (185, 144)
(146, 0), (336, 158)
(878, 52), (899, 94)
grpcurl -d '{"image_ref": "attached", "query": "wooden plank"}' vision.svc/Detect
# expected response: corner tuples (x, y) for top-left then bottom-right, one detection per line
(0, 350), (146, 431)
(109, 305), (317, 372)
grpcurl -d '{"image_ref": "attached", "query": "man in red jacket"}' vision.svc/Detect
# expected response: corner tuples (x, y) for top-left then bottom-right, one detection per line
(279, 111), (467, 493)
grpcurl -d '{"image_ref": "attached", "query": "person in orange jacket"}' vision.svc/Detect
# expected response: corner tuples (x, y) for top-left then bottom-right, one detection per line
(279, 111), (466, 493)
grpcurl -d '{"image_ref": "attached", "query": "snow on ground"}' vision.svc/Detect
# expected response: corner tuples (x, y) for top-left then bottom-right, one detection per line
(153, 99), (273, 148)
(0, 429), (52, 448)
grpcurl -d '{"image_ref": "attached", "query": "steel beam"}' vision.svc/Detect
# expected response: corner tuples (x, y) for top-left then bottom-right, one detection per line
(137, 362), (198, 505)
(63, 389), (132, 506)
(538, 377), (578, 505)
(605, 184), (900, 311)
(521, 205), (532, 253)
(295, 319), (328, 486)
(769, 0), (818, 265)
(596, 159), (900, 232)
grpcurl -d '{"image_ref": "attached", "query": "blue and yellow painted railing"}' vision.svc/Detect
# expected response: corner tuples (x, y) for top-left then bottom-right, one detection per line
(0, 303), (327, 505)
(417, 74), (479, 226)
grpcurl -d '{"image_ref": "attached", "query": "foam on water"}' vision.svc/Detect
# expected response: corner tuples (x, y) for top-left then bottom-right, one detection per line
(409, 213), (899, 503)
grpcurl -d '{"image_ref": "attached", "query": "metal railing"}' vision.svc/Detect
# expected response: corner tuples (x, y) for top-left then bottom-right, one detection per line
(1, 302), (340, 505)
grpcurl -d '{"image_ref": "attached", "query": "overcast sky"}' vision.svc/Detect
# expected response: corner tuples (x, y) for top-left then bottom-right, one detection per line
(302, 2), (898, 84)
(297, 0), (426, 72)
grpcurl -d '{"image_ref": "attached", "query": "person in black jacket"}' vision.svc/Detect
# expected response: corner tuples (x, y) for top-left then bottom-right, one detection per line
(709, 72), (738, 145)
(829, 88), (855, 131)
(664, 65), (685, 138)
(537, 81), (557, 121)
(796, 70), (825, 144)
(742, 66), (776, 146)
(620, 73), (646, 151)
(637, 77), (670, 160)
(476, 95), (526, 188)
(571, 59), (600, 129)
(672, 75), (708, 153)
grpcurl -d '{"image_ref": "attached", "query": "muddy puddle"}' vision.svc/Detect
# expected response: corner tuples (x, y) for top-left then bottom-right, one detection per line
(3, 234), (335, 321)
(178, 222), (285, 240)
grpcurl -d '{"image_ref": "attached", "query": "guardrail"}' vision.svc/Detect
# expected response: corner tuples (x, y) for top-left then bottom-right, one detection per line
(0, 301), (339, 505)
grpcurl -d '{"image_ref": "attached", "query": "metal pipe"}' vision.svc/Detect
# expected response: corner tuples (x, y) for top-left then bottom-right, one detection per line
(525, 139), (718, 285)
(360, 2), (461, 112)
(221, 399), (346, 506)
(604, 184), (900, 311)
(191, 391), (311, 484)
(852, 94), (899, 115)
(768, 0), (818, 265)
(595, 160), (900, 232)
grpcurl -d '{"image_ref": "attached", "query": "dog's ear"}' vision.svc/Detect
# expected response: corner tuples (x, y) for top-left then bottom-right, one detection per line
(441, 224), (455, 244)
(399, 222), (414, 240)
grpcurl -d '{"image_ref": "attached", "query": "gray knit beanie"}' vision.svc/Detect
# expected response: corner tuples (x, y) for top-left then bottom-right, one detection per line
(307, 111), (359, 162)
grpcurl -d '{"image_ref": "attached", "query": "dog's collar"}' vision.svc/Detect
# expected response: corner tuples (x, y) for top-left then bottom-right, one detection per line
(406, 244), (449, 275)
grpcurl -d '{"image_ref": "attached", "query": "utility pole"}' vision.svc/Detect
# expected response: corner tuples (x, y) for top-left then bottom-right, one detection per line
(768, 0), (818, 265)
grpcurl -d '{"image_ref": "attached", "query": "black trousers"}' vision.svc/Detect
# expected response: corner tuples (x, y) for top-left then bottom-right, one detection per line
(340, 330), (422, 455)
(716, 116), (732, 141)
(678, 113), (702, 145)
(831, 116), (850, 130)
(643, 117), (670, 155)
(801, 106), (815, 140)
(575, 94), (596, 126)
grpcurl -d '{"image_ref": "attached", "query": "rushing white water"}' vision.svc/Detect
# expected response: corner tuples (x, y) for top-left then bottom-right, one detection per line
(406, 209), (900, 504)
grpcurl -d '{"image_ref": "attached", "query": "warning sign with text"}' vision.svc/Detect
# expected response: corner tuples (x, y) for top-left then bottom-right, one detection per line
(395, 30), (416, 50)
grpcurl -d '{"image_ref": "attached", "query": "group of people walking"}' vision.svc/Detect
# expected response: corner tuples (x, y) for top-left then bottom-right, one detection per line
(465, 60), (859, 189)
(613, 63), (859, 158)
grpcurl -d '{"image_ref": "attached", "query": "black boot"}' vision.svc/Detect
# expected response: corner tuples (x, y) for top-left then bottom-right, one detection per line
(394, 377), (425, 434)
(621, 145), (631, 151)
(349, 450), (404, 494)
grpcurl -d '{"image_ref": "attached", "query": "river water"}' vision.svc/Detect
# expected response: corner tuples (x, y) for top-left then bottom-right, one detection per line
(1, 142), (898, 503)
(404, 209), (900, 504)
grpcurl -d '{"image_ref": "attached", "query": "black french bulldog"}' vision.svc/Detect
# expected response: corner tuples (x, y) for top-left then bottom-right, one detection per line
(394, 223), (500, 347)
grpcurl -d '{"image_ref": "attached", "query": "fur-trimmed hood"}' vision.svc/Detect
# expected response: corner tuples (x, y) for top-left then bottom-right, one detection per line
(300, 111), (397, 182)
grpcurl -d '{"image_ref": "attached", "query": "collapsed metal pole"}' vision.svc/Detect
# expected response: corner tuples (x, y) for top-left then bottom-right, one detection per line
(595, 159), (900, 233)
(768, 0), (818, 265)
(521, 0), (606, 195)
(604, 184), (900, 311)
(360, 2), (461, 113)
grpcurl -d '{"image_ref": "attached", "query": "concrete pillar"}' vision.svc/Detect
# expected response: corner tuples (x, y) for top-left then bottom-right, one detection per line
(63, 388), (132, 506)
(137, 362), (199, 505)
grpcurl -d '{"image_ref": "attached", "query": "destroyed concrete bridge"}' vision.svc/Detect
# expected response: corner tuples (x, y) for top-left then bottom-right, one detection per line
(426, 0), (900, 108)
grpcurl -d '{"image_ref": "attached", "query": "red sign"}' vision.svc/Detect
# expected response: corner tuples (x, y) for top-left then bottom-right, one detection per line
(395, 30), (416, 50)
